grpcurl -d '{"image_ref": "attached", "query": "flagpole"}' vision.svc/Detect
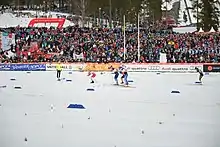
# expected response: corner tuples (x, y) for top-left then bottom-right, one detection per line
(123, 15), (126, 61)
(137, 13), (140, 62)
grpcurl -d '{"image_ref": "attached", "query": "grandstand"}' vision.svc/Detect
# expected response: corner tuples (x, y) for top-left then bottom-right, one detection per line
(0, 2), (220, 147)
(0, 2), (219, 64)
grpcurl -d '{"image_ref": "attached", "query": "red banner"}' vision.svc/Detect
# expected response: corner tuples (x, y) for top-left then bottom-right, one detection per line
(28, 18), (65, 28)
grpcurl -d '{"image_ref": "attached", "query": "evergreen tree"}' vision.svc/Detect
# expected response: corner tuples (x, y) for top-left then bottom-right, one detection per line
(183, 11), (188, 23)
(140, 0), (162, 25)
(190, 0), (220, 31)
(148, 0), (162, 22)
(0, 0), (13, 5)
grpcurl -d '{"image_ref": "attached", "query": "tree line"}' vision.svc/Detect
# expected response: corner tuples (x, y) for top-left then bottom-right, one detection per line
(0, 0), (219, 31)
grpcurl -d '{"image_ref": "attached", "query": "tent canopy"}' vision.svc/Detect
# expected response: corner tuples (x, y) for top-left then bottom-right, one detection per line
(198, 28), (204, 33)
(209, 27), (215, 33)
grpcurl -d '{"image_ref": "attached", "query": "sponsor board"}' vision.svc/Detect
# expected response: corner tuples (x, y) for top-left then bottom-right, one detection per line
(203, 64), (220, 72)
(124, 64), (203, 73)
(46, 63), (120, 71)
(0, 63), (205, 73)
(0, 64), (46, 71)
(161, 65), (190, 72)
(28, 18), (65, 29)
(83, 63), (120, 71)
(46, 63), (85, 71)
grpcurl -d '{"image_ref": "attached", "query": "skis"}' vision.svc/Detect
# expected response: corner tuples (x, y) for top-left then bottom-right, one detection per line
(112, 84), (136, 88)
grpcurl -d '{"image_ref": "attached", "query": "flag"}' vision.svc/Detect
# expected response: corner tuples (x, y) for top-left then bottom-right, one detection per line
(73, 52), (84, 60)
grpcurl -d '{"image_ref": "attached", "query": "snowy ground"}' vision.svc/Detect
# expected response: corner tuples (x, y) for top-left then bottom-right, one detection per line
(0, 71), (220, 147)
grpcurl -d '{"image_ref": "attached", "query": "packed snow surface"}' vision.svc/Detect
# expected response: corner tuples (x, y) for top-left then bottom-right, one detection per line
(0, 71), (220, 147)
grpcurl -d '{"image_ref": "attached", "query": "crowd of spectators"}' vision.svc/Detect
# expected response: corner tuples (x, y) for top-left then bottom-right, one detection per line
(0, 25), (220, 63)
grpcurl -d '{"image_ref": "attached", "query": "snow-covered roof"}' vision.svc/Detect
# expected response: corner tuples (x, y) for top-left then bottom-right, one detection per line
(173, 26), (197, 33)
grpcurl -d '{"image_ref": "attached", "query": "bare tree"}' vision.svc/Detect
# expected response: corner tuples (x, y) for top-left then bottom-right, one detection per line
(72, 0), (90, 27)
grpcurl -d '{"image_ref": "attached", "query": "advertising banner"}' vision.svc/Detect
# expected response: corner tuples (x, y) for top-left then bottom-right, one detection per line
(124, 64), (203, 73)
(0, 32), (2, 50)
(46, 63), (84, 71)
(203, 64), (220, 72)
(46, 63), (120, 71)
(0, 63), (208, 73)
(45, 63), (204, 72)
(0, 64), (46, 71)
(83, 63), (120, 71)
(1, 32), (15, 51)
(28, 18), (65, 28)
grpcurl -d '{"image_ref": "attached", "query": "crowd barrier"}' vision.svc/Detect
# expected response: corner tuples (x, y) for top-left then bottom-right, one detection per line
(0, 63), (220, 73)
